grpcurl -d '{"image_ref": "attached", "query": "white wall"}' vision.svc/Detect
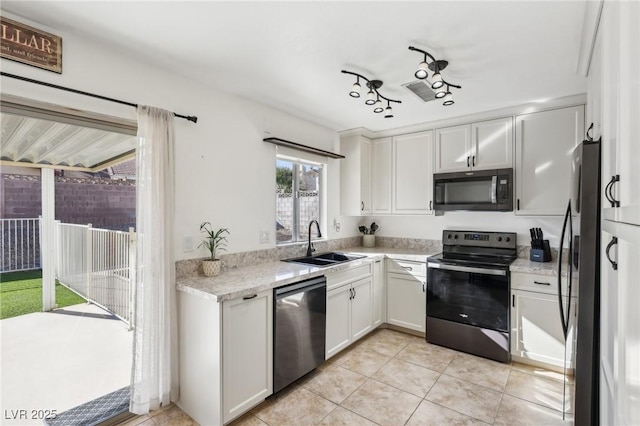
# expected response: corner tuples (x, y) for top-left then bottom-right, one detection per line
(0, 11), (351, 260)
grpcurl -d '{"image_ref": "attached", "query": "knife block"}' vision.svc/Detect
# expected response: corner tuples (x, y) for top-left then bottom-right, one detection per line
(530, 240), (552, 262)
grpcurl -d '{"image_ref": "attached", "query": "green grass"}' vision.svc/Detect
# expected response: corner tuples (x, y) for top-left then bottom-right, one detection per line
(0, 270), (86, 320)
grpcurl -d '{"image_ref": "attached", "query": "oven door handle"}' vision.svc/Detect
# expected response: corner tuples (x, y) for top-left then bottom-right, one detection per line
(427, 262), (507, 276)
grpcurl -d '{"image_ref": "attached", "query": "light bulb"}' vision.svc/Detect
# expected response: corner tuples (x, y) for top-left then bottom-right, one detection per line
(435, 87), (447, 99)
(415, 62), (429, 79)
(373, 99), (383, 113)
(384, 106), (393, 118)
(431, 72), (443, 89)
(365, 89), (376, 105)
(443, 92), (454, 106)
(349, 82), (361, 98)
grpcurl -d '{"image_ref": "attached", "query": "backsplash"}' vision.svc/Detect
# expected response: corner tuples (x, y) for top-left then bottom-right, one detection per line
(175, 236), (445, 279)
(175, 236), (568, 279)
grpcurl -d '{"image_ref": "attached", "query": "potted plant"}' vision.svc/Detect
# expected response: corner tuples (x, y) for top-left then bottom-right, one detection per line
(358, 222), (379, 247)
(199, 222), (230, 277)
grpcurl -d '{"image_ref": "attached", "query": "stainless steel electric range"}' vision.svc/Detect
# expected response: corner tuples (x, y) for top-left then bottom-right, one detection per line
(426, 230), (517, 363)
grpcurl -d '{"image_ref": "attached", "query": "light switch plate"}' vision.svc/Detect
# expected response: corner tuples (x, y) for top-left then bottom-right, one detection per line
(183, 236), (194, 252)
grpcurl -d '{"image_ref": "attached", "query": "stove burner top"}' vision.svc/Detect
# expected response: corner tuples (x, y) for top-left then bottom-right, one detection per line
(429, 230), (518, 270)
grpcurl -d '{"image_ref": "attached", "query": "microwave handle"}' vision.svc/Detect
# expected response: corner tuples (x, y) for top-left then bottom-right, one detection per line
(491, 176), (497, 204)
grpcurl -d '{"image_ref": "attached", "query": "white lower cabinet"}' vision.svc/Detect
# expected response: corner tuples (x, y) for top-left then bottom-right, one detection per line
(326, 276), (373, 359)
(222, 291), (273, 424)
(510, 272), (576, 369)
(510, 289), (576, 368)
(386, 259), (427, 333)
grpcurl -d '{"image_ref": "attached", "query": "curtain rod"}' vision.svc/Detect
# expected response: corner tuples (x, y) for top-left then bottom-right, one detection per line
(0, 71), (198, 123)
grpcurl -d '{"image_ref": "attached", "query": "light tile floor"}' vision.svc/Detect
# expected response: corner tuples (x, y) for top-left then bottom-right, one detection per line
(123, 328), (575, 426)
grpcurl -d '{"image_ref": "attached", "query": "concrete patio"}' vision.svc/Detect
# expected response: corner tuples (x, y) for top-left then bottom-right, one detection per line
(0, 303), (132, 425)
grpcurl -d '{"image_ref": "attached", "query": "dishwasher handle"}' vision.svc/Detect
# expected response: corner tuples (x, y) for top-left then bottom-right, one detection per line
(275, 276), (326, 298)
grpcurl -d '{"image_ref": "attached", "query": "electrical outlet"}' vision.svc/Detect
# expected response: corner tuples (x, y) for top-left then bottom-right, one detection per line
(259, 230), (270, 243)
(183, 236), (194, 252)
(333, 219), (341, 232)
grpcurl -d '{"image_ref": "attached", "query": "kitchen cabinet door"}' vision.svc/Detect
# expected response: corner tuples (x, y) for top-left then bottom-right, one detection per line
(371, 137), (392, 214)
(602, 1), (640, 227)
(387, 272), (426, 333)
(392, 131), (434, 214)
(350, 277), (373, 341)
(326, 283), (352, 359)
(434, 124), (471, 173)
(471, 117), (513, 170)
(371, 259), (385, 327)
(514, 105), (584, 215)
(601, 219), (640, 425)
(510, 289), (575, 368)
(222, 290), (273, 423)
(340, 134), (372, 215)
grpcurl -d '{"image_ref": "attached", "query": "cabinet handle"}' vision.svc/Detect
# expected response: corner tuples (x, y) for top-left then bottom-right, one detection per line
(349, 288), (353, 300)
(422, 282), (426, 292)
(533, 281), (551, 286)
(605, 175), (620, 208)
(517, 199), (520, 210)
(361, 201), (365, 211)
(429, 200), (432, 211)
(512, 295), (515, 307)
(243, 294), (257, 300)
(472, 156), (476, 167)
(375, 260), (381, 264)
(402, 266), (413, 271)
(353, 288), (357, 299)
(467, 156), (470, 167)
(605, 236), (618, 271)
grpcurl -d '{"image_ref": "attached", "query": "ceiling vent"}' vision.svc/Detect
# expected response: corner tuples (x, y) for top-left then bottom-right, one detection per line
(402, 80), (436, 103)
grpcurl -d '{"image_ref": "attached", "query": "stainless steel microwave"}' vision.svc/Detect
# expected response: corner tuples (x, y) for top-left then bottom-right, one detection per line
(433, 168), (513, 211)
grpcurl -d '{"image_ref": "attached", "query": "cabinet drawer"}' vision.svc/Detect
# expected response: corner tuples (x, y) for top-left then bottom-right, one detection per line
(326, 263), (372, 290)
(387, 259), (426, 278)
(511, 272), (569, 296)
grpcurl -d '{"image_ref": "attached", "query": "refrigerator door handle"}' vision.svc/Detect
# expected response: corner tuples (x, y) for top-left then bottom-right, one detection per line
(557, 200), (572, 341)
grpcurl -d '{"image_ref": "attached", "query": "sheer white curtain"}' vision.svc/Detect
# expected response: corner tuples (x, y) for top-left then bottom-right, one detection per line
(130, 106), (179, 414)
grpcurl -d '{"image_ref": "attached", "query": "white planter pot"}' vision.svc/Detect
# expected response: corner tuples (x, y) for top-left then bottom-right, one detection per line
(362, 235), (376, 248)
(202, 259), (221, 277)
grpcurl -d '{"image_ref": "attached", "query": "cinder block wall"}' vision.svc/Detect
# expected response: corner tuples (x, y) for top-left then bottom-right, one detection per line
(1, 174), (136, 231)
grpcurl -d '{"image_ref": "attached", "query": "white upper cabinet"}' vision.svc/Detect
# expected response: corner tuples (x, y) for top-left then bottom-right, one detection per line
(340, 134), (371, 215)
(435, 124), (472, 173)
(371, 137), (392, 214)
(435, 119), (512, 173)
(392, 131), (434, 214)
(599, 1), (640, 226)
(514, 105), (585, 216)
(471, 117), (513, 170)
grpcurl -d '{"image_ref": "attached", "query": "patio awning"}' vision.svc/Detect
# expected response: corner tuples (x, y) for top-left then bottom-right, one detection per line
(1, 95), (137, 172)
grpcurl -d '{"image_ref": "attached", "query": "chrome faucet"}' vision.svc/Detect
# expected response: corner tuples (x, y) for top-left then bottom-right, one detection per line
(307, 220), (322, 257)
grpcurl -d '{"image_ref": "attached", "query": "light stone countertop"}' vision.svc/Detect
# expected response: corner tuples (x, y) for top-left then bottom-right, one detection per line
(510, 257), (564, 276)
(176, 246), (441, 302)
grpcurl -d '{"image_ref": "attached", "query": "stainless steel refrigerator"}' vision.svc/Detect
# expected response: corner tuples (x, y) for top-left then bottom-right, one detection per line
(558, 128), (600, 425)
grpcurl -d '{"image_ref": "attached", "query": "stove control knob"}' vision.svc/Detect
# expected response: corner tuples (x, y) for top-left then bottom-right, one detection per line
(447, 233), (452, 239)
(454, 234), (458, 239)
(506, 237), (511, 242)
(497, 236), (503, 242)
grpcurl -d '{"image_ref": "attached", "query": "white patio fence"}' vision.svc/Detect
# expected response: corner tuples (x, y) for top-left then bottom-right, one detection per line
(1, 218), (136, 327)
(0, 218), (41, 272)
(56, 222), (136, 328)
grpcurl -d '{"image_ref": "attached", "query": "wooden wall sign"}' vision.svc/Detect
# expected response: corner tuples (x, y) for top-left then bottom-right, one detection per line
(0, 17), (62, 73)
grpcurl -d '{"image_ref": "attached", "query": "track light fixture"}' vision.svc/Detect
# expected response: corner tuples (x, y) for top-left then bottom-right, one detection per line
(408, 46), (461, 106)
(342, 70), (401, 118)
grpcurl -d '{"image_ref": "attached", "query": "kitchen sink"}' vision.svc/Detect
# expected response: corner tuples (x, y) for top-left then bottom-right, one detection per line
(283, 252), (366, 267)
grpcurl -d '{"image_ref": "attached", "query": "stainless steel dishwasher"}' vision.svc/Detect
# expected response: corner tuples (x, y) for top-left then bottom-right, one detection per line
(273, 276), (326, 394)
